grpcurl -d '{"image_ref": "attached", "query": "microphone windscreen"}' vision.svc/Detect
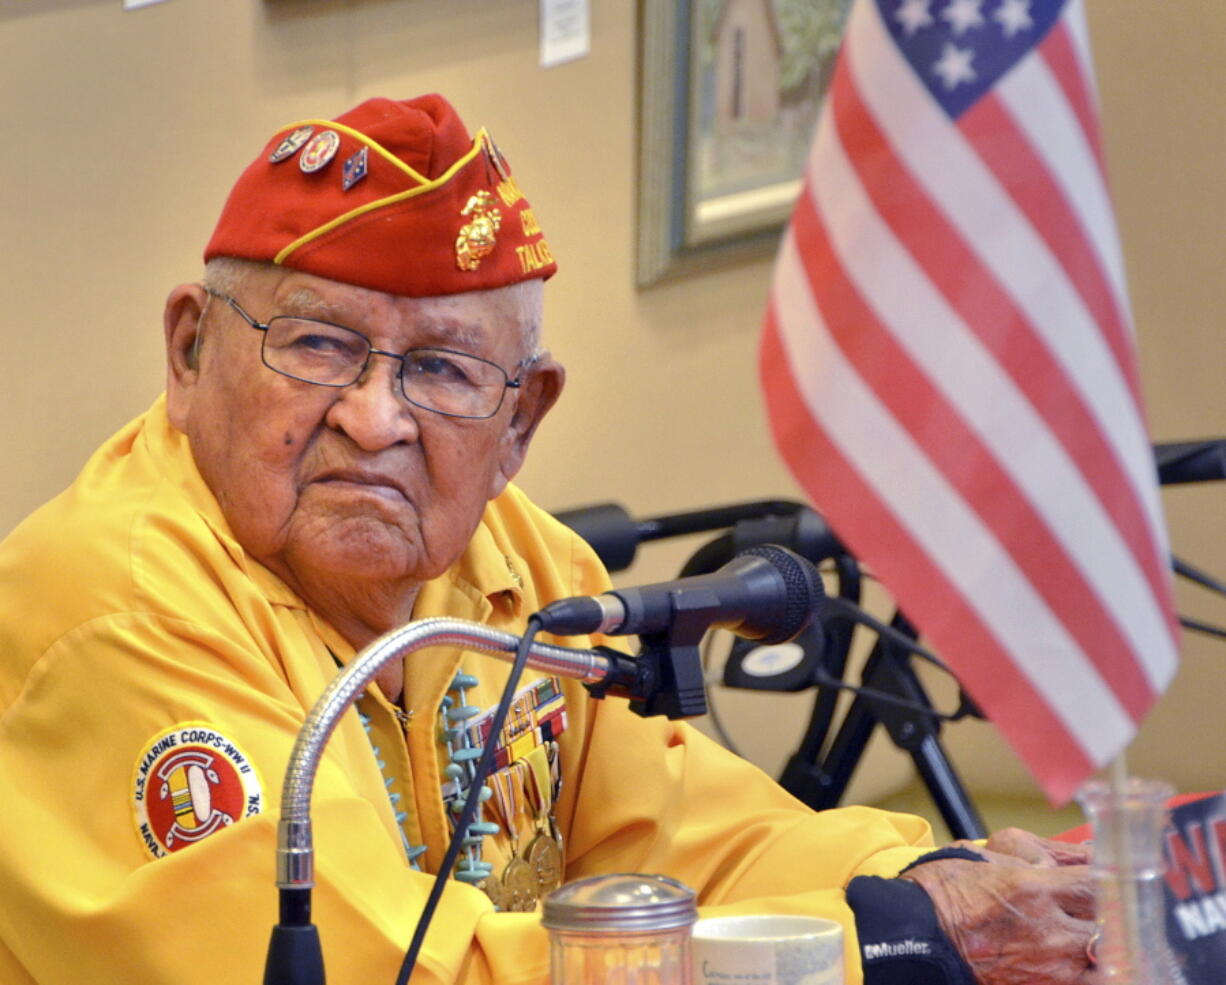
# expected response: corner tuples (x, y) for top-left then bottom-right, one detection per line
(738, 545), (825, 645)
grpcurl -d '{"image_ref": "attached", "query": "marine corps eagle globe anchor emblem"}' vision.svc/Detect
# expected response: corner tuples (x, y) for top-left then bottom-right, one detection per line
(455, 190), (502, 271)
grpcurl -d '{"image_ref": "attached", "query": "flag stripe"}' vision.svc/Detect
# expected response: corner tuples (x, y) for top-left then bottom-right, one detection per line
(1038, 22), (1109, 192)
(961, 94), (1137, 400)
(761, 310), (1096, 805)
(826, 47), (1178, 682)
(763, 225), (1136, 770)
(995, 41), (1134, 374)
(845, 3), (1166, 554)
(1061, 0), (1101, 118)
(788, 184), (1157, 716)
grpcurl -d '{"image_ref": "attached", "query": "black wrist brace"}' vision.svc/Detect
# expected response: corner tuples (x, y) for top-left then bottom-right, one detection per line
(846, 875), (977, 985)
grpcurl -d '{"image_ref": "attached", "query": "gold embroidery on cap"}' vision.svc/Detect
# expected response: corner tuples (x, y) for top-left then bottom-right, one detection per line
(495, 177), (525, 208)
(520, 209), (541, 237)
(456, 191), (502, 272)
(515, 238), (554, 275)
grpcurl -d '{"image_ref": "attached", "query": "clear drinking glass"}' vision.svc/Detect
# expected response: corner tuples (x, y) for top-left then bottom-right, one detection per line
(1078, 777), (1187, 984)
(542, 873), (697, 985)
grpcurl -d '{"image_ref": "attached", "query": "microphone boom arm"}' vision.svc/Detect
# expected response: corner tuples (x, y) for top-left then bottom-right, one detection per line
(276, 617), (630, 891)
(267, 619), (642, 985)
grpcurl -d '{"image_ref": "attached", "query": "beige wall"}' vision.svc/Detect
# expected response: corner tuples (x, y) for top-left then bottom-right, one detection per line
(2, 1), (1224, 825)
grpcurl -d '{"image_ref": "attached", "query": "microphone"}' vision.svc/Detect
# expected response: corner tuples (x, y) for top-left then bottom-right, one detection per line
(535, 544), (824, 646)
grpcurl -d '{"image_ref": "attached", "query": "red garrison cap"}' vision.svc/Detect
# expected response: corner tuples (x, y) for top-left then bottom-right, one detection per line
(204, 94), (556, 297)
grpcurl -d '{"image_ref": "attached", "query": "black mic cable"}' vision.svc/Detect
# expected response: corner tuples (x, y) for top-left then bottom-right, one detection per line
(816, 595), (979, 721)
(703, 594), (977, 743)
(817, 595), (949, 673)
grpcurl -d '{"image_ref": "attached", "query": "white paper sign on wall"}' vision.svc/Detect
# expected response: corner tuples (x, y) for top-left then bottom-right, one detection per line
(540, 0), (590, 68)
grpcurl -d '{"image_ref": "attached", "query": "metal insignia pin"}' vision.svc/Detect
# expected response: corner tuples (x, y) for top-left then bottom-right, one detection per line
(455, 191), (502, 272)
(268, 126), (315, 163)
(299, 130), (341, 173)
(342, 145), (369, 191)
(483, 133), (511, 181)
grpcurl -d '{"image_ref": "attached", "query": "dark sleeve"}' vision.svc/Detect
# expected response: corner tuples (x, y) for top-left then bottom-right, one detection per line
(846, 871), (978, 985)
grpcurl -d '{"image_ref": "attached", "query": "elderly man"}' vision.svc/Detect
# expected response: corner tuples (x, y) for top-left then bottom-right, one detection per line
(0, 95), (1098, 985)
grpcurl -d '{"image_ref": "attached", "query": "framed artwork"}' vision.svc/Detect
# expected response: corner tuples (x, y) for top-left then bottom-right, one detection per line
(636, 0), (851, 286)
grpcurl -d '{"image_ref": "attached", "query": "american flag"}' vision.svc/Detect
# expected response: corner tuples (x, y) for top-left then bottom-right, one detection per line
(760, 0), (1179, 803)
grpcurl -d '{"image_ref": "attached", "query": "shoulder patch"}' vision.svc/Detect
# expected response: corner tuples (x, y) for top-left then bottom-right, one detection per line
(132, 722), (263, 859)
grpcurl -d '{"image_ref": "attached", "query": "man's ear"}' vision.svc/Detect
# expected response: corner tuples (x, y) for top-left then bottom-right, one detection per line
(491, 355), (566, 497)
(164, 283), (209, 433)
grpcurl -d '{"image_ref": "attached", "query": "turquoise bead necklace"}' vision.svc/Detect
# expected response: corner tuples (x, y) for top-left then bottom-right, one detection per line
(440, 670), (500, 886)
(357, 669), (498, 883)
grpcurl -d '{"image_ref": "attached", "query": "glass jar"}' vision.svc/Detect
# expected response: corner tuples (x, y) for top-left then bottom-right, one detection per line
(1078, 777), (1188, 985)
(542, 873), (698, 985)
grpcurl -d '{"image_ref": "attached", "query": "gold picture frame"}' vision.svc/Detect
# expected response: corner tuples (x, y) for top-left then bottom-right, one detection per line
(636, 0), (849, 287)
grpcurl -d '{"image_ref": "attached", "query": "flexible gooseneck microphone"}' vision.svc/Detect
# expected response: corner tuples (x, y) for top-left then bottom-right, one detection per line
(535, 544), (824, 645)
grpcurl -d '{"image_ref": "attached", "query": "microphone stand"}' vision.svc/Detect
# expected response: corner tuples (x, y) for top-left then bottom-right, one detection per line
(553, 499), (817, 573)
(1153, 438), (1226, 485)
(676, 515), (988, 839)
(800, 605), (988, 840)
(264, 617), (704, 985)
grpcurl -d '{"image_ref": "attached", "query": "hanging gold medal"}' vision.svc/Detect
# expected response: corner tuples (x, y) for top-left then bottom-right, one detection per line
(479, 873), (505, 911)
(500, 855), (537, 912)
(526, 828), (563, 895)
(490, 763), (538, 912)
(523, 744), (564, 895)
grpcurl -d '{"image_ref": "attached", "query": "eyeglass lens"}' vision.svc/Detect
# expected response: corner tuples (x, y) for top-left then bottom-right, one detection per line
(261, 317), (509, 418)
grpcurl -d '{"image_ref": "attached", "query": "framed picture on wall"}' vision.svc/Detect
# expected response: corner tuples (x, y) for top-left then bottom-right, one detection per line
(636, 0), (851, 286)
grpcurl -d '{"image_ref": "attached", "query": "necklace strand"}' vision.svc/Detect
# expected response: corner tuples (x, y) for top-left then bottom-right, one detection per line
(357, 706), (428, 868)
(441, 670), (499, 884)
(356, 669), (500, 881)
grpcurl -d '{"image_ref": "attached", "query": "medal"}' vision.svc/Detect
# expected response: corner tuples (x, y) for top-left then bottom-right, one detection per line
(501, 856), (538, 912)
(489, 762), (539, 912)
(480, 873), (505, 911)
(526, 831), (563, 894)
(523, 744), (565, 895)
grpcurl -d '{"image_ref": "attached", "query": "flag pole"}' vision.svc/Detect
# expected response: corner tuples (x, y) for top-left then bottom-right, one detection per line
(1105, 752), (1145, 979)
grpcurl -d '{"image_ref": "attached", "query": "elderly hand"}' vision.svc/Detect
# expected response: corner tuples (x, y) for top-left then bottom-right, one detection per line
(954, 827), (1093, 868)
(899, 829), (1100, 985)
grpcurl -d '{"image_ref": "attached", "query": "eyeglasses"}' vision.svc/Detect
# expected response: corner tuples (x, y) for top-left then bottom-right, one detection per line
(202, 287), (530, 420)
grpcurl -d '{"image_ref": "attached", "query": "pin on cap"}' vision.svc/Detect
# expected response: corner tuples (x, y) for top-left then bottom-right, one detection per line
(268, 126), (314, 163)
(482, 133), (511, 182)
(299, 130), (341, 173)
(341, 145), (368, 191)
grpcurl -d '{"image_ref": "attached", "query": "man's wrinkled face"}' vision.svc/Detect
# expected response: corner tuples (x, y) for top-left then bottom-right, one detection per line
(166, 267), (551, 605)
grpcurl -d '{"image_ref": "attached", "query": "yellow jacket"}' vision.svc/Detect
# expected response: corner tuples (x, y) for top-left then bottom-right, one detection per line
(0, 397), (934, 984)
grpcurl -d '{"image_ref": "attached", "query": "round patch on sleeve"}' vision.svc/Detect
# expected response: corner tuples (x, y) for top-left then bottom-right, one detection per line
(132, 722), (264, 859)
